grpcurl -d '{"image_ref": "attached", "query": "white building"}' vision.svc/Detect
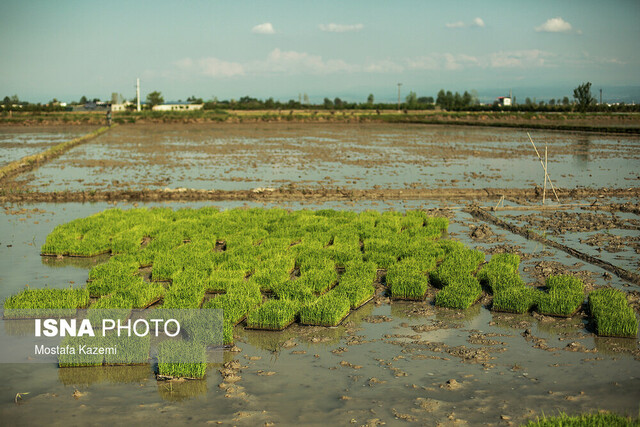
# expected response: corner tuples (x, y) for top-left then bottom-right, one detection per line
(152, 103), (204, 111)
(497, 97), (512, 107)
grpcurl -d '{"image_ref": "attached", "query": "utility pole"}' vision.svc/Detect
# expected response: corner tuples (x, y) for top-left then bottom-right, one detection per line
(397, 83), (402, 110)
(136, 78), (141, 112)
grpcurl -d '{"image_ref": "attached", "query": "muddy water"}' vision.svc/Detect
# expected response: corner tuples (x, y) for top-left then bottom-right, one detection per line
(0, 201), (638, 426)
(0, 126), (96, 167)
(12, 123), (640, 192)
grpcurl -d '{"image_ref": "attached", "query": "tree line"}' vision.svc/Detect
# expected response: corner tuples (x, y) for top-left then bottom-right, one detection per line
(3, 82), (638, 113)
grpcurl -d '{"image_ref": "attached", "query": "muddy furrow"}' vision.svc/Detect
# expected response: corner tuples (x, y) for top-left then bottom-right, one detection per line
(466, 206), (640, 286)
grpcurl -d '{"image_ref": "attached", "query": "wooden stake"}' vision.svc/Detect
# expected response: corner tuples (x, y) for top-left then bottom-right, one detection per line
(527, 132), (560, 202)
(543, 144), (547, 204)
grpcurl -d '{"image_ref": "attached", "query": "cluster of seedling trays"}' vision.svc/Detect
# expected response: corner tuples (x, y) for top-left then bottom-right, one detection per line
(3, 207), (638, 379)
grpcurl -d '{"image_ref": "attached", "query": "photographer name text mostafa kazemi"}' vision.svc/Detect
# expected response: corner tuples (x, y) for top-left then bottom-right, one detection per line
(34, 344), (117, 355)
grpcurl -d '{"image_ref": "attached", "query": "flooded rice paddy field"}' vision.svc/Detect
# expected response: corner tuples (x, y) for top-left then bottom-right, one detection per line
(0, 199), (638, 426)
(8, 123), (640, 192)
(0, 126), (96, 168)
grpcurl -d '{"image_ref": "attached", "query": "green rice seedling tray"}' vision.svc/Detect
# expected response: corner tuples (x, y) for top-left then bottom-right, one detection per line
(299, 311), (351, 328)
(535, 306), (583, 318)
(244, 318), (297, 331)
(390, 289), (429, 302)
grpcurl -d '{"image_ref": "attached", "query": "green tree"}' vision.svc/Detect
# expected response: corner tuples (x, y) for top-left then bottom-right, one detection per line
(367, 93), (375, 105)
(462, 91), (472, 108)
(573, 82), (595, 112)
(79, 95), (88, 104)
(436, 89), (446, 109)
(146, 91), (164, 108)
(405, 91), (417, 108)
(323, 98), (334, 109)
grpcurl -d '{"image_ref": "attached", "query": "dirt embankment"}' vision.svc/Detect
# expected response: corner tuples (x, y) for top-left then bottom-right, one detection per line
(1, 186), (639, 204)
(2, 111), (640, 134)
(0, 126), (110, 184)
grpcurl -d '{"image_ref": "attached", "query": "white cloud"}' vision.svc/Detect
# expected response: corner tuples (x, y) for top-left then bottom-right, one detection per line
(406, 53), (479, 71)
(170, 47), (559, 80)
(364, 59), (404, 73)
(473, 17), (485, 27)
(252, 22), (275, 34)
(174, 57), (245, 77)
(253, 48), (357, 74)
(446, 18), (485, 29)
(198, 58), (245, 77)
(489, 50), (553, 68)
(445, 21), (465, 28)
(535, 17), (573, 33)
(406, 50), (552, 71)
(319, 23), (363, 32)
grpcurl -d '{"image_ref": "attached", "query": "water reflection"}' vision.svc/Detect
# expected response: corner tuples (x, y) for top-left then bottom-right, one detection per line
(573, 137), (592, 166)
(156, 377), (208, 401)
(40, 253), (110, 270)
(594, 336), (638, 355)
(235, 301), (376, 353)
(58, 365), (150, 386)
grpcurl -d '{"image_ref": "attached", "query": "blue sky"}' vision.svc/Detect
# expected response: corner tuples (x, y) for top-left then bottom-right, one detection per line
(1, 0), (639, 103)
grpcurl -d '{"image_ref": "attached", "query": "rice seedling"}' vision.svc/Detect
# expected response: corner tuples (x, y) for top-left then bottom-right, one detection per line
(535, 275), (584, 317)
(203, 289), (260, 325)
(156, 340), (207, 379)
(477, 253), (522, 294)
(272, 280), (316, 304)
(434, 276), (483, 309)
(249, 267), (291, 292)
(296, 265), (338, 294)
(206, 270), (246, 293)
(522, 411), (639, 426)
(58, 335), (106, 367)
(491, 286), (539, 314)
(299, 291), (351, 326)
(246, 299), (300, 330)
(3, 287), (90, 318)
(386, 258), (430, 300)
(429, 247), (484, 289)
(588, 288), (638, 338)
(103, 333), (151, 365)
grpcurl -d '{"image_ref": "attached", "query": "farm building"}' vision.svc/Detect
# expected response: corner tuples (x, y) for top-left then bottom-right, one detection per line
(152, 103), (204, 111)
(497, 96), (512, 107)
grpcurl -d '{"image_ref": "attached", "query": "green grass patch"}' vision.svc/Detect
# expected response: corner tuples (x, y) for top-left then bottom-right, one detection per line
(523, 411), (640, 426)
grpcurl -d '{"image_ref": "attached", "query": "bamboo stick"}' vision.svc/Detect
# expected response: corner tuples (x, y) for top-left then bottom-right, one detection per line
(527, 132), (560, 202)
(543, 144), (547, 204)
